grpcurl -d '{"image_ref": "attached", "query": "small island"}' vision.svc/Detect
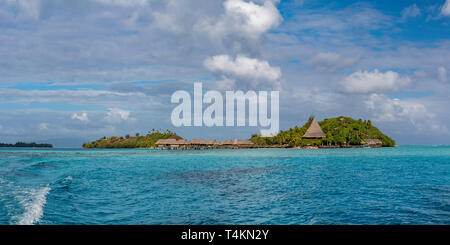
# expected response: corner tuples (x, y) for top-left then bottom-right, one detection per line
(250, 116), (396, 148)
(82, 116), (395, 149)
(82, 129), (255, 149)
(82, 129), (178, 148)
(0, 142), (53, 148)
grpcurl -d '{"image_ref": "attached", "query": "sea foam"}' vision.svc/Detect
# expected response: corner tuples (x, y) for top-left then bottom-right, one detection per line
(14, 186), (51, 225)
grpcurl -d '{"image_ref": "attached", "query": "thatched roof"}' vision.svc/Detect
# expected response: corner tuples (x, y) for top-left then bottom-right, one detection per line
(221, 139), (254, 145)
(206, 140), (217, 145)
(156, 139), (176, 145)
(189, 139), (207, 144)
(176, 139), (188, 145)
(156, 139), (187, 145)
(222, 139), (234, 145)
(236, 140), (254, 145)
(302, 119), (326, 139)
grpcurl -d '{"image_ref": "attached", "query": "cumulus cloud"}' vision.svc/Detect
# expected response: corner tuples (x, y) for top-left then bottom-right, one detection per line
(224, 0), (282, 38)
(438, 66), (447, 82)
(71, 112), (89, 122)
(365, 94), (448, 134)
(199, 0), (282, 41)
(205, 54), (281, 81)
(151, 0), (198, 34)
(308, 52), (359, 72)
(212, 77), (237, 91)
(105, 108), (135, 123)
(442, 0), (450, 16)
(204, 54), (281, 89)
(340, 69), (412, 94)
(401, 4), (421, 21)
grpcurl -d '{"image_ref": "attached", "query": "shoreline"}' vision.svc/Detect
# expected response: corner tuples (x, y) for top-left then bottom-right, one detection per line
(83, 145), (389, 150)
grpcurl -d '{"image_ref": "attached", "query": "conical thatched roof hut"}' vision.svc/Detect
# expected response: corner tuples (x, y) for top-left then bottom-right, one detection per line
(302, 119), (326, 139)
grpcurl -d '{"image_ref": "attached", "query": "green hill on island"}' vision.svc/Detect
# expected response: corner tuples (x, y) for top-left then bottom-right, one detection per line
(82, 129), (179, 148)
(250, 116), (396, 147)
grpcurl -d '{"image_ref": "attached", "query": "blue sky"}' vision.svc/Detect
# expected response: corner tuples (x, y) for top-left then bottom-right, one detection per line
(0, 0), (450, 147)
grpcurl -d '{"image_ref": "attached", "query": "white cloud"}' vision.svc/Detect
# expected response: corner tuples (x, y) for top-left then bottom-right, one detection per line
(95, 0), (149, 7)
(438, 66), (447, 82)
(205, 54), (281, 81)
(213, 77), (237, 91)
(442, 0), (450, 16)
(365, 94), (424, 123)
(71, 112), (89, 122)
(199, 0), (282, 41)
(105, 108), (135, 123)
(340, 69), (412, 94)
(401, 4), (421, 21)
(309, 52), (359, 72)
(224, 0), (282, 38)
(365, 94), (449, 134)
(204, 54), (281, 89)
(39, 123), (48, 130)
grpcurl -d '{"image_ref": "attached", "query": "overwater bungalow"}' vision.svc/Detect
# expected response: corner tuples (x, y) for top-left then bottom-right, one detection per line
(189, 139), (208, 148)
(156, 138), (254, 149)
(155, 139), (187, 149)
(206, 140), (218, 147)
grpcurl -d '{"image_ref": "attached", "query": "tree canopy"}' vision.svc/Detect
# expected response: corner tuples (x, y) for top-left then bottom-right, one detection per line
(250, 116), (396, 147)
(82, 129), (178, 148)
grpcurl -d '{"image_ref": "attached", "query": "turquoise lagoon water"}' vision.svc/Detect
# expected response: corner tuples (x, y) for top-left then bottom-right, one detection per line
(0, 146), (449, 225)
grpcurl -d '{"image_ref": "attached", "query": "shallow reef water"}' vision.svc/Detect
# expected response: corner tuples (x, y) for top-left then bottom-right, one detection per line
(0, 146), (449, 225)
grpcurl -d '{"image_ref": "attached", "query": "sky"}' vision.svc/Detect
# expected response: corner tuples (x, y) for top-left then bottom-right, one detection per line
(0, 0), (450, 147)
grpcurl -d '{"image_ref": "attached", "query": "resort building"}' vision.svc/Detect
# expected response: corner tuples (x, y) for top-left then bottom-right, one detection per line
(155, 138), (255, 149)
(302, 119), (326, 139)
(154, 139), (187, 149)
(189, 139), (207, 147)
(221, 139), (255, 148)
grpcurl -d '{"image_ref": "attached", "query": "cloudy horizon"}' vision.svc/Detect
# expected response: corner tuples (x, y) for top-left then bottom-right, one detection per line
(1, 0), (450, 147)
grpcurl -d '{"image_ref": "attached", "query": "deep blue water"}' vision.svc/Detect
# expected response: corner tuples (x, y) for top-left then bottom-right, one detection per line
(0, 146), (449, 225)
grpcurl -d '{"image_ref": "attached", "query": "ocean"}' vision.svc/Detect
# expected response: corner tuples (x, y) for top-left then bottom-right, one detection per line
(0, 146), (449, 225)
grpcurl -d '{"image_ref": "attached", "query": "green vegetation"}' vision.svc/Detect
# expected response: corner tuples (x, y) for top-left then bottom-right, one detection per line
(82, 129), (178, 148)
(0, 142), (53, 148)
(250, 116), (396, 147)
